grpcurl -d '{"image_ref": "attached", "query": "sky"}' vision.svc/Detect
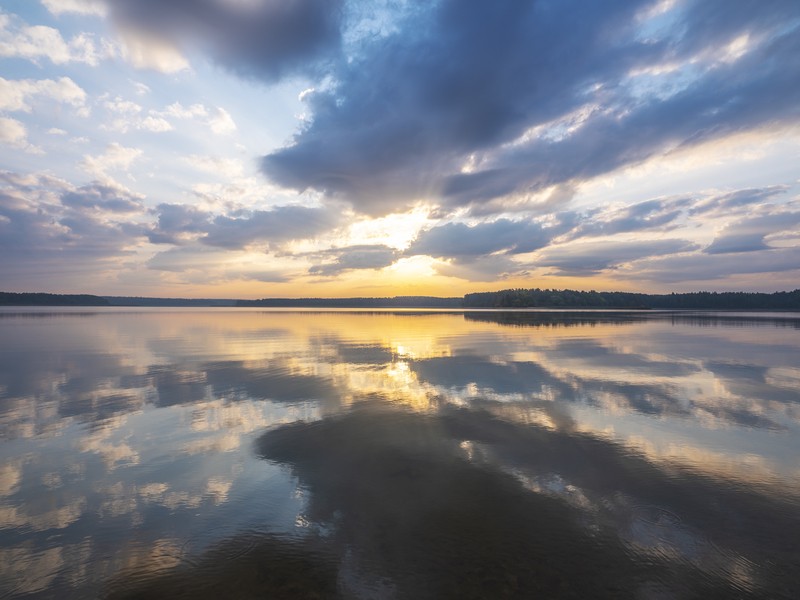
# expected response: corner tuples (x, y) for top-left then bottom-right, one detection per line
(0, 0), (799, 299)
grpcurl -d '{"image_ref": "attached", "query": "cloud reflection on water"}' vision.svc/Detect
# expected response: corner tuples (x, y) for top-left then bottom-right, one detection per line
(0, 309), (799, 597)
(112, 400), (800, 598)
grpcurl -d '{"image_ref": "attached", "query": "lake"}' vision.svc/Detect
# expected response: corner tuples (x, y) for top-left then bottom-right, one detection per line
(1, 308), (799, 598)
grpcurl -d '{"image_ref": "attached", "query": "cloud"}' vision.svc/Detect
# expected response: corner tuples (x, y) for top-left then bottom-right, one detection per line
(148, 202), (341, 250)
(400, 185), (798, 280)
(307, 244), (399, 276)
(2, 2), (798, 293)
(139, 115), (173, 132)
(184, 155), (244, 178)
(633, 246), (800, 283)
(690, 186), (790, 217)
(535, 239), (697, 275)
(146, 245), (226, 273)
(208, 107), (236, 135)
(0, 171), (147, 285)
(561, 185), (795, 247)
(41, 0), (108, 17)
(261, 0), (800, 216)
(61, 182), (144, 214)
(103, 0), (344, 81)
(147, 203), (210, 245)
(80, 143), (143, 181)
(102, 96), (142, 116)
(113, 28), (189, 73)
(0, 14), (101, 65)
(145, 245), (290, 283)
(0, 117), (41, 154)
(565, 198), (690, 240)
(439, 23), (800, 211)
(0, 77), (87, 113)
(157, 102), (236, 135)
(203, 205), (340, 249)
(704, 210), (800, 254)
(407, 217), (574, 262)
(163, 102), (208, 119)
(131, 81), (151, 96)
(99, 94), (174, 133)
(434, 254), (523, 283)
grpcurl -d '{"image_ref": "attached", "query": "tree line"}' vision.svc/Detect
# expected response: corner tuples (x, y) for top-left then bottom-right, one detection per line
(3, 289), (799, 309)
(462, 288), (800, 309)
(236, 296), (462, 308)
(0, 292), (110, 306)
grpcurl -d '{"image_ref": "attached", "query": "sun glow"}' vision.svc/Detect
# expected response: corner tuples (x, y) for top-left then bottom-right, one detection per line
(344, 208), (433, 250)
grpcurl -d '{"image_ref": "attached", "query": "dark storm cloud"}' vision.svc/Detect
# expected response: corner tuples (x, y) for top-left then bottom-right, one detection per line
(148, 203), (340, 249)
(105, 0), (344, 81)
(263, 0), (645, 214)
(535, 239), (697, 275)
(261, 0), (800, 215)
(441, 22), (800, 209)
(307, 244), (399, 276)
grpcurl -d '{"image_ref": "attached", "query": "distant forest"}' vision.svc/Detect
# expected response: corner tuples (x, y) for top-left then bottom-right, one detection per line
(462, 288), (800, 309)
(241, 289), (800, 310)
(103, 296), (237, 307)
(0, 292), (110, 306)
(236, 296), (461, 308)
(2, 289), (800, 310)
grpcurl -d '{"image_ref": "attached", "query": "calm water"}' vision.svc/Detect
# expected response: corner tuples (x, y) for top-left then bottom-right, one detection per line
(1, 308), (799, 599)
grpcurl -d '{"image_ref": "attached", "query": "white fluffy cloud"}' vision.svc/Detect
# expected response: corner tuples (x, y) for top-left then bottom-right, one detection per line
(184, 155), (244, 178)
(159, 102), (237, 135)
(80, 142), (143, 181)
(138, 115), (172, 132)
(0, 117), (42, 154)
(163, 102), (208, 120)
(99, 95), (173, 133)
(41, 0), (108, 17)
(208, 107), (237, 135)
(0, 14), (101, 66)
(97, 98), (237, 135)
(0, 117), (28, 145)
(0, 77), (87, 113)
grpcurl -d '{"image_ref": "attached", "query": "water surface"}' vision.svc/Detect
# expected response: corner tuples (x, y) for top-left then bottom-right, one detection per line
(1, 308), (799, 598)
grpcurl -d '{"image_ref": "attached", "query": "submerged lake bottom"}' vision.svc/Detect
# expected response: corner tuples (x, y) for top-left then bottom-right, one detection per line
(1, 308), (799, 598)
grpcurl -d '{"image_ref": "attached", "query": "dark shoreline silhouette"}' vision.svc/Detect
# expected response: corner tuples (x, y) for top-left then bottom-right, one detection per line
(2, 288), (799, 310)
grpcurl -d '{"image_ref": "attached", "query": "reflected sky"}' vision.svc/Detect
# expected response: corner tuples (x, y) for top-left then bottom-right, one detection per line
(1, 309), (799, 598)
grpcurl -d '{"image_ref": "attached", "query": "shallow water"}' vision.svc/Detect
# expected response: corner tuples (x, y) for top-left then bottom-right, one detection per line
(1, 308), (799, 598)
